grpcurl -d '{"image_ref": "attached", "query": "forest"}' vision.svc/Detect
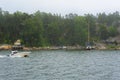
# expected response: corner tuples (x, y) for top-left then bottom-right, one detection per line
(0, 8), (120, 47)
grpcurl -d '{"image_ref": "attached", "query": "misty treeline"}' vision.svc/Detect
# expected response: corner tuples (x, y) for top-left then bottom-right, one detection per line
(0, 8), (120, 47)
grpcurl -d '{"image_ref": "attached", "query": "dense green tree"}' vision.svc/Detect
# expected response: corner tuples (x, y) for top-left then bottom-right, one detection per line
(98, 24), (109, 40)
(108, 26), (118, 37)
(0, 8), (120, 47)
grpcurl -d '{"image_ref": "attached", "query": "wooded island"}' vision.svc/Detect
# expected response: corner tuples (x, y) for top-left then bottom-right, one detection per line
(0, 8), (120, 49)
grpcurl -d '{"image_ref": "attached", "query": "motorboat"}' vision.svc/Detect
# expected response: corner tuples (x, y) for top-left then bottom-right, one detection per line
(9, 50), (30, 57)
(9, 40), (31, 57)
(86, 45), (92, 50)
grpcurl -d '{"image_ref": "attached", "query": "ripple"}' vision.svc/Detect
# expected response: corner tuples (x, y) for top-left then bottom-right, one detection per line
(0, 50), (120, 80)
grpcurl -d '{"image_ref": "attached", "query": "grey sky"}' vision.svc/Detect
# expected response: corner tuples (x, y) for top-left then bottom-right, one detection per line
(0, 0), (120, 15)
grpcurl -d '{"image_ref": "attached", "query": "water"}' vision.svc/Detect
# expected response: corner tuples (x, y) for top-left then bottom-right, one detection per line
(0, 50), (120, 80)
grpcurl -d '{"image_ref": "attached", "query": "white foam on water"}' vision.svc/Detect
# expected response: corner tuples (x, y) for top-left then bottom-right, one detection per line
(0, 55), (7, 58)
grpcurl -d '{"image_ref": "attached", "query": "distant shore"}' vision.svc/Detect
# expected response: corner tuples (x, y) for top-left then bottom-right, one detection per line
(0, 44), (120, 50)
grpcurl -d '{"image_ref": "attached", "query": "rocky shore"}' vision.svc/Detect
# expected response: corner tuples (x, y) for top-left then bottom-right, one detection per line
(0, 44), (120, 50)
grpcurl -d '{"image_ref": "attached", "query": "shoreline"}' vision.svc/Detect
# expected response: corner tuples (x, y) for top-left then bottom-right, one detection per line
(0, 45), (120, 51)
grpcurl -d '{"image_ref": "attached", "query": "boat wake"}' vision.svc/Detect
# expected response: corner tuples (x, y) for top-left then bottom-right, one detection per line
(0, 55), (7, 58)
(0, 55), (25, 58)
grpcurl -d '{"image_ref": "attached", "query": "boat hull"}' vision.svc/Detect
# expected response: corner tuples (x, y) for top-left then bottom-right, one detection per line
(10, 52), (30, 57)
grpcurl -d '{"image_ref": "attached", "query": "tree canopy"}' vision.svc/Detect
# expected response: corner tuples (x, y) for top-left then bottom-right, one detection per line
(0, 8), (120, 47)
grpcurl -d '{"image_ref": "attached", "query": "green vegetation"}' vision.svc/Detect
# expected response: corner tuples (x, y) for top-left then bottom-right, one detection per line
(0, 8), (120, 47)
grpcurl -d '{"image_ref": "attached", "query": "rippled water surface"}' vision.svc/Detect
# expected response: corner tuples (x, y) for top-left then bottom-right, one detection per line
(0, 50), (120, 80)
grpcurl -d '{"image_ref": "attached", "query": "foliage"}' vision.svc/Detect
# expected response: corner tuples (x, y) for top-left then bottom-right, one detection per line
(0, 8), (120, 46)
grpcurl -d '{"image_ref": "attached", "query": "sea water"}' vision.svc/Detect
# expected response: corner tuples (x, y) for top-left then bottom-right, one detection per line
(0, 50), (120, 80)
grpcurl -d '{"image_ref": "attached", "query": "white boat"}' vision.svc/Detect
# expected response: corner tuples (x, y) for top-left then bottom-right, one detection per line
(86, 45), (92, 50)
(9, 50), (30, 57)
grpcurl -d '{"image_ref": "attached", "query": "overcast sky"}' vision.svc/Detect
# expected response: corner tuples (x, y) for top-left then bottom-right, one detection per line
(0, 0), (120, 15)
